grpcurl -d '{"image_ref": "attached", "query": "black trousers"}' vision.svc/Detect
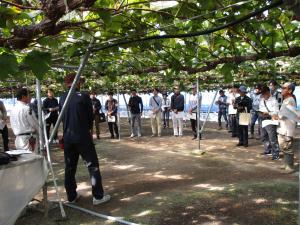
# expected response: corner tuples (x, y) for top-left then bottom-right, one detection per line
(46, 116), (58, 140)
(238, 125), (248, 145)
(162, 110), (170, 127)
(228, 114), (238, 136)
(190, 119), (197, 137)
(108, 121), (119, 138)
(0, 125), (9, 151)
(64, 139), (104, 201)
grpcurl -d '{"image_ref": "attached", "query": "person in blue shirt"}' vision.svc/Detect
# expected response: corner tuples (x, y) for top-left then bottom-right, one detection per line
(216, 90), (228, 130)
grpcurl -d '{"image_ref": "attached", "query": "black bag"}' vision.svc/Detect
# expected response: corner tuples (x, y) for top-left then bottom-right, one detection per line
(99, 110), (106, 123)
(0, 152), (10, 165)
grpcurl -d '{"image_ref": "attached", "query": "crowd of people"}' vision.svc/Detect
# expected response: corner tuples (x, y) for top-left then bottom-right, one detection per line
(0, 74), (299, 207)
(216, 80), (299, 172)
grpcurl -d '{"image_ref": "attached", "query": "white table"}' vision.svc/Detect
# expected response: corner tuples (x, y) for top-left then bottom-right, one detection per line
(0, 154), (48, 225)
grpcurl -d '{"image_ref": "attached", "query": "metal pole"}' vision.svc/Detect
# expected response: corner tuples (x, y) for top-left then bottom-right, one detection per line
(48, 38), (94, 144)
(64, 203), (139, 225)
(36, 79), (44, 153)
(122, 93), (131, 135)
(117, 88), (121, 140)
(42, 112), (66, 218)
(200, 90), (218, 134)
(197, 77), (200, 150)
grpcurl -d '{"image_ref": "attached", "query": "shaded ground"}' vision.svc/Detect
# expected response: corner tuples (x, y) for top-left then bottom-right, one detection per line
(14, 119), (299, 225)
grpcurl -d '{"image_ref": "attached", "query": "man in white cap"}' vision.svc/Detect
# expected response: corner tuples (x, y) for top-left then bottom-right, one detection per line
(234, 86), (252, 147)
(275, 82), (299, 171)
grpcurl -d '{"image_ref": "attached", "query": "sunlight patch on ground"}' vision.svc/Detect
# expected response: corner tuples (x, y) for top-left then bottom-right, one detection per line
(194, 183), (225, 191)
(133, 210), (153, 217)
(113, 164), (144, 171)
(275, 198), (298, 205)
(253, 198), (268, 204)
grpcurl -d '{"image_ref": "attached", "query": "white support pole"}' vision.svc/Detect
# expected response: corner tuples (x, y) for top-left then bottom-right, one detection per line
(36, 79), (44, 153)
(48, 38), (94, 144)
(200, 90), (218, 135)
(122, 93), (131, 135)
(196, 77), (200, 150)
(117, 88), (121, 140)
(42, 113), (66, 218)
(64, 203), (139, 225)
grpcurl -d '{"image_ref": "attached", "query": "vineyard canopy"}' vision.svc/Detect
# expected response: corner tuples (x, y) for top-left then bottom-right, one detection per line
(0, 0), (300, 95)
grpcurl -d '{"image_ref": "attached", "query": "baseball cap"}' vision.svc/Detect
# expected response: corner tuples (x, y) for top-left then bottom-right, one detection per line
(239, 86), (247, 93)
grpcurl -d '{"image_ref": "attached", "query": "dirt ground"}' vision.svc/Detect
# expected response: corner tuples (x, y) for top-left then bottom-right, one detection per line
(14, 119), (299, 225)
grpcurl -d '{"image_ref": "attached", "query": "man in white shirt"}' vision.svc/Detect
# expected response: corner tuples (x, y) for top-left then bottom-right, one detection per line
(188, 85), (202, 140)
(10, 88), (39, 151)
(227, 85), (239, 137)
(149, 88), (162, 137)
(275, 82), (299, 171)
(258, 86), (280, 160)
(161, 93), (171, 128)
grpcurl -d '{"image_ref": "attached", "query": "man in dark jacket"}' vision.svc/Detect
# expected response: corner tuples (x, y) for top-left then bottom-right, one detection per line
(128, 89), (143, 137)
(105, 92), (119, 139)
(234, 86), (252, 147)
(171, 86), (185, 136)
(59, 73), (110, 205)
(43, 88), (59, 142)
(90, 91), (101, 139)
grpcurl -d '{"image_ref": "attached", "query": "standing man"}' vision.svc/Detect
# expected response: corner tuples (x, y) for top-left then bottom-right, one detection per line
(250, 84), (262, 139)
(216, 90), (228, 130)
(234, 86), (252, 147)
(188, 85), (202, 140)
(60, 73), (110, 205)
(227, 85), (239, 137)
(10, 88), (39, 151)
(276, 82), (298, 171)
(128, 89), (143, 138)
(161, 93), (171, 129)
(149, 88), (162, 137)
(90, 91), (101, 139)
(43, 88), (59, 143)
(0, 100), (9, 151)
(105, 92), (119, 139)
(259, 86), (280, 160)
(171, 86), (184, 137)
(269, 80), (283, 108)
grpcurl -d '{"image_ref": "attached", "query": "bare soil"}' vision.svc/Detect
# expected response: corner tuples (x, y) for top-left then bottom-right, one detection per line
(14, 119), (299, 225)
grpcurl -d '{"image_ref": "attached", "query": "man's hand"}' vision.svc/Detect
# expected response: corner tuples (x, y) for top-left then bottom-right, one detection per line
(272, 115), (279, 120)
(188, 109), (192, 115)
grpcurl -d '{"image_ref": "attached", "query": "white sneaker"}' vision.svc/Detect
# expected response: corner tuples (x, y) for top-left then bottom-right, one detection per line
(93, 194), (111, 205)
(130, 134), (135, 138)
(137, 133), (142, 137)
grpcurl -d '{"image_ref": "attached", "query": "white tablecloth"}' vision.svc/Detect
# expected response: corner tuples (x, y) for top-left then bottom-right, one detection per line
(0, 154), (48, 225)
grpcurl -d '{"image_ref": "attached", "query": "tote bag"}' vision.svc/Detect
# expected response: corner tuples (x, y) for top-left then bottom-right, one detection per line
(239, 108), (251, 126)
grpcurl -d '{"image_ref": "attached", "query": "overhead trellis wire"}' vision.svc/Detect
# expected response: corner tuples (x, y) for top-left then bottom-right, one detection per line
(86, 0), (284, 54)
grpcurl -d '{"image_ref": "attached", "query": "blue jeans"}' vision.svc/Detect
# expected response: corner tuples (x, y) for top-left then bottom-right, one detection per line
(131, 113), (141, 135)
(218, 108), (228, 128)
(250, 111), (261, 135)
(261, 124), (280, 157)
